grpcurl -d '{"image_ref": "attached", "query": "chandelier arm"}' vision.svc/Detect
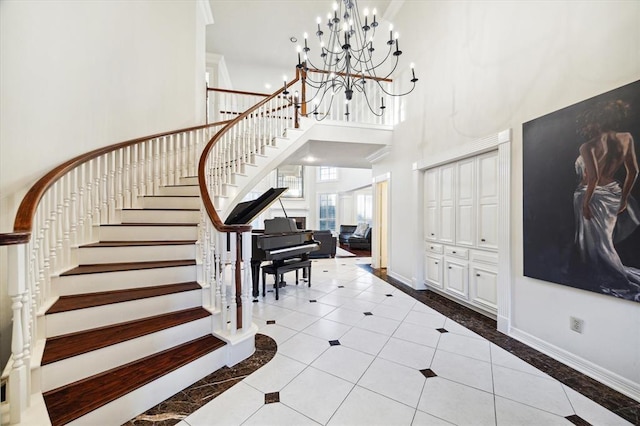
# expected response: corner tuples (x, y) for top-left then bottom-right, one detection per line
(378, 81), (417, 97)
(361, 86), (385, 117)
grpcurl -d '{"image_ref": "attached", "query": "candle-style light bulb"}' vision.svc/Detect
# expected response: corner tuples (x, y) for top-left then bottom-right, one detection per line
(304, 32), (309, 51)
(283, 75), (289, 95)
(372, 8), (378, 27)
(410, 63), (418, 82)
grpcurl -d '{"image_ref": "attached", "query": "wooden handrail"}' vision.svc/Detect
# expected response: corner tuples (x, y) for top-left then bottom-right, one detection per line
(306, 67), (394, 83)
(198, 70), (301, 234)
(0, 120), (231, 247)
(207, 87), (274, 98)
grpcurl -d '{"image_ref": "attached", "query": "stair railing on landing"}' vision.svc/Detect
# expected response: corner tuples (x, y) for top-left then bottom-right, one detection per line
(0, 121), (228, 424)
(198, 71), (302, 337)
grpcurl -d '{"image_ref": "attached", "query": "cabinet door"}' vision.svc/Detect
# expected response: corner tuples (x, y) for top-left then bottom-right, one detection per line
(456, 158), (475, 247)
(425, 254), (443, 289)
(439, 164), (455, 244)
(471, 264), (498, 311)
(424, 169), (439, 241)
(477, 151), (498, 250)
(444, 259), (468, 299)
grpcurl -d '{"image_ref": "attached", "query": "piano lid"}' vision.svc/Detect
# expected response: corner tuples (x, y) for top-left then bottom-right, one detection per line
(224, 187), (288, 225)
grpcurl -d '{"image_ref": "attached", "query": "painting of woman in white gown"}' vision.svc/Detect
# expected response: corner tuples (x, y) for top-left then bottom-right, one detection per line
(523, 80), (640, 303)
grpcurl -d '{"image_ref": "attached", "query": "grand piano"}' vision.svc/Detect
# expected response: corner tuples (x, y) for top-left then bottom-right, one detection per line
(225, 188), (320, 300)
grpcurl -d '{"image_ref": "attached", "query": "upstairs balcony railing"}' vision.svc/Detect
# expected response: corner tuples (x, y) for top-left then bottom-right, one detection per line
(207, 66), (395, 127)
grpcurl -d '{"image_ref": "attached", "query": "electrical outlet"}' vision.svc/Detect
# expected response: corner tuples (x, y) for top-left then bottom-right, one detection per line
(570, 316), (584, 334)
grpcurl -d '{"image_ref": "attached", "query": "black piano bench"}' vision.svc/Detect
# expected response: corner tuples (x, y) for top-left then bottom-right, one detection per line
(261, 259), (312, 300)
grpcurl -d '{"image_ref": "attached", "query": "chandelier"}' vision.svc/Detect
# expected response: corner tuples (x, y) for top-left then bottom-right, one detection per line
(285, 0), (418, 120)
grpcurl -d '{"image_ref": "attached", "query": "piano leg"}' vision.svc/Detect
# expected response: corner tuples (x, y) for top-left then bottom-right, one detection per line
(251, 260), (261, 301)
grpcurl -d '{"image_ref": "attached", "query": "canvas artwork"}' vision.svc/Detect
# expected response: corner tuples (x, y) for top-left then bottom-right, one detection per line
(523, 80), (640, 303)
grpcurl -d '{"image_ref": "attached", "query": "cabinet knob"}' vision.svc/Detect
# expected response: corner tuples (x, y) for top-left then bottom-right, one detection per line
(481, 238), (486, 242)
(435, 261), (438, 265)
(431, 233), (435, 236)
(476, 273), (481, 277)
(448, 266), (452, 269)
(452, 251), (456, 254)
(430, 246), (434, 249)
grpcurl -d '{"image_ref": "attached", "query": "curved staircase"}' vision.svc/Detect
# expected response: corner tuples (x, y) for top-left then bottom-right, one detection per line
(37, 177), (226, 426)
(1, 77), (393, 425)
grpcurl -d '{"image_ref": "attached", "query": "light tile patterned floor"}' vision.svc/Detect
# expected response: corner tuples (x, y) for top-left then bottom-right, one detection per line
(179, 257), (632, 426)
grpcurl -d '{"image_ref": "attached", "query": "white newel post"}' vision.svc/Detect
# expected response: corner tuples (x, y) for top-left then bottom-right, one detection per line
(228, 233), (238, 334)
(217, 231), (228, 331)
(8, 243), (30, 423)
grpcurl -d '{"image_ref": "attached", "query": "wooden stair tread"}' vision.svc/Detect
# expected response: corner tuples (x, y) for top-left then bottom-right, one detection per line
(140, 195), (199, 198)
(43, 335), (225, 426)
(60, 259), (195, 276)
(81, 240), (196, 247)
(100, 222), (198, 227)
(47, 281), (201, 313)
(122, 208), (200, 211)
(42, 307), (211, 365)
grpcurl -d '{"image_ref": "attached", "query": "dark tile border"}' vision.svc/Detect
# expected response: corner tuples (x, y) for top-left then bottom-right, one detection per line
(126, 334), (277, 426)
(358, 264), (640, 425)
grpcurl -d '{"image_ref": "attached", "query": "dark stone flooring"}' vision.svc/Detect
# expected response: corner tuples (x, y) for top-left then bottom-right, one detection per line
(125, 334), (277, 426)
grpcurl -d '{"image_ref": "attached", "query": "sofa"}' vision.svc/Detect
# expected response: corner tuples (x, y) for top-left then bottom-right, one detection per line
(310, 230), (337, 258)
(347, 224), (372, 250)
(338, 225), (357, 245)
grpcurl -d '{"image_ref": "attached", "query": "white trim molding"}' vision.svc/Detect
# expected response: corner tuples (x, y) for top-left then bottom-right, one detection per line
(197, 0), (214, 25)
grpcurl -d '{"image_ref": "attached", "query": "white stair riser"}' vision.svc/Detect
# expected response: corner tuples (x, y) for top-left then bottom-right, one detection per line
(156, 185), (200, 196)
(42, 317), (212, 391)
(76, 244), (196, 264)
(179, 176), (199, 185)
(68, 346), (227, 426)
(45, 289), (202, 337)
(120, 209), (200, 224)
(98, 225), (198, 241)
(52, 265), (196, 296)
(141, 196), (200, 209)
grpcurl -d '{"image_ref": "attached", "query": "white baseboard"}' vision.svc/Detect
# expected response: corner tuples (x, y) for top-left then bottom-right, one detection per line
(386, 270), (412, 287)
(509, 327), (640, 403)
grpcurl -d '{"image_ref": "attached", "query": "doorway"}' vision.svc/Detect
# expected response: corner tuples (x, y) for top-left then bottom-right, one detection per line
(374, 178), (389, 269)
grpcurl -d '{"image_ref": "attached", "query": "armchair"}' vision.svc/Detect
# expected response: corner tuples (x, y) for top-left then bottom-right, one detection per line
(310, 230), (337, 258)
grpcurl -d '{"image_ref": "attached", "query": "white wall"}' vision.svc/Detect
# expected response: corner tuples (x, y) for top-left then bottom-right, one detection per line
(375, 0), (640, 397)
(0, 0), (209, 368)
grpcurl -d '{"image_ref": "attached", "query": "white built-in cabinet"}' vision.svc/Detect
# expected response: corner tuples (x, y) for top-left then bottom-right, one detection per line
(424, 150), (499, 315)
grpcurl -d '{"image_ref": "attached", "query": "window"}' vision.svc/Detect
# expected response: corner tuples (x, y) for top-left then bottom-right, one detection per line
(356, 193), (373, 224)
(277, 165), (304, 198)
(318, 194), (337, 231)
(318, 166), (337, 181)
